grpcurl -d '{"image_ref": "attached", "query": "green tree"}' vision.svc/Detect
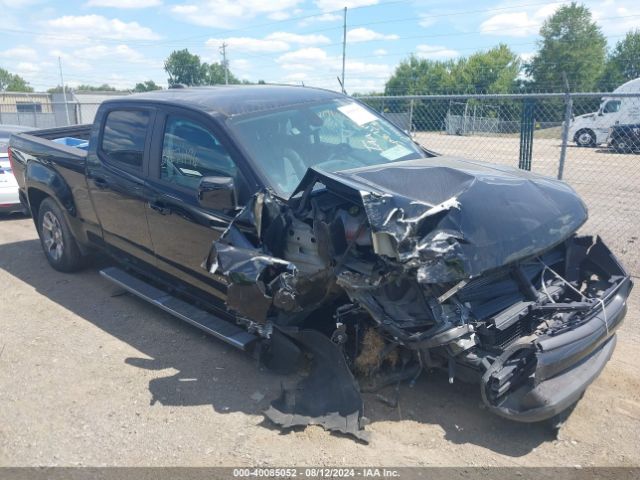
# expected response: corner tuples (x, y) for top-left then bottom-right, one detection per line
(201, 62), (240, 85)
(47, 85), (70, 93)
(133, 80), (162, 92)
(77, 84), (117, 91)
(526, 3), (606, 91)
(455, 44), (521, 94)
(599, 30), (640, 90)
(385, 44), (520, 96)
(164, 49), (205, 86)
(0, 67), (33, 92)
(385, 56), (454, 95)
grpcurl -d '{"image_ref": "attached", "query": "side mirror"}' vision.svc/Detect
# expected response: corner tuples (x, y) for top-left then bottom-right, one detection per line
(198, 176), (236, 211)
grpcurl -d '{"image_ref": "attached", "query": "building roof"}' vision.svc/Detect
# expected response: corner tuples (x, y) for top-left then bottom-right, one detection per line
(116, 85), (343, 117)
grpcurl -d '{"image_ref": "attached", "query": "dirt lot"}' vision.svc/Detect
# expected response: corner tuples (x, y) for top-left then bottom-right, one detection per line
(0, 214), (639, 467)
(416, 132), (640, 276)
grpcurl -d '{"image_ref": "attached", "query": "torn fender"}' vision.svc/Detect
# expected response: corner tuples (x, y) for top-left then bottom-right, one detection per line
(205, 191), (300, 322)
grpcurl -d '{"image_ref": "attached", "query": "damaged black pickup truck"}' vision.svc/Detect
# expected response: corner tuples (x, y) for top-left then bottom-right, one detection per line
(9, 86), (632, 440)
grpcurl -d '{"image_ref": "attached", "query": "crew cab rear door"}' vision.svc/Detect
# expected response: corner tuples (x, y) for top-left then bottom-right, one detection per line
(87, 105), (157, 265)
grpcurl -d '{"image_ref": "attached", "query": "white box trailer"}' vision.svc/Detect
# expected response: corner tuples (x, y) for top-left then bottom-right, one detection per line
(568, 78), (640, 147)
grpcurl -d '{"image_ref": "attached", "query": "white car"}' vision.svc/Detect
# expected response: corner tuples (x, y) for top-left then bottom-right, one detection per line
(0, 125), (31, 214)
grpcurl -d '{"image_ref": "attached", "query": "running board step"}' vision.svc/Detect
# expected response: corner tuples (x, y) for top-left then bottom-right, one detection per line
(100, 266), (257, 351)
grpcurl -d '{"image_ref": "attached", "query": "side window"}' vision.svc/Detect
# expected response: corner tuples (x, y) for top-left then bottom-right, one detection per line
(603, 101), (621, 114)
(161, 117), (236, 190)
(101, 110), (150, 169)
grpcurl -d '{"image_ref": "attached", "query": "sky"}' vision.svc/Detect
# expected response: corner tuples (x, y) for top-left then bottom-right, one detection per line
(0, 0), (639, 93)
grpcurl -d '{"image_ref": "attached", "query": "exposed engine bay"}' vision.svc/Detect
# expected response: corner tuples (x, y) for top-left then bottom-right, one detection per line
(205, 158), (632, 441)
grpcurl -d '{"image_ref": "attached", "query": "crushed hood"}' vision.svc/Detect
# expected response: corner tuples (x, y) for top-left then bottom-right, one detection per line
(294, 156), (588, 283)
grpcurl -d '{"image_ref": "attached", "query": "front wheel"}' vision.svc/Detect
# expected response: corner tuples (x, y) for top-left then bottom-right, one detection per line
(575, 129), (596, 147)
(37, 198), (83, 272)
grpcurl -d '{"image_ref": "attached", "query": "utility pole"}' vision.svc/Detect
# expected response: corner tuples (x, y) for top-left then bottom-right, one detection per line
(220, 42), (229, 85)
(58, 56), (71, 125)
(341, 7), (347, 94)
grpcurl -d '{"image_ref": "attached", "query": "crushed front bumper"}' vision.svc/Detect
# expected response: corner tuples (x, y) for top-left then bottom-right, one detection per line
(481, 238), (633, 422)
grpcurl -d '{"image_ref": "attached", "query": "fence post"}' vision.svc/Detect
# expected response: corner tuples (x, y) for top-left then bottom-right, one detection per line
(558, 92), (573, 180)
(519, 99), (535, 170)
(408, 99), (414, 133)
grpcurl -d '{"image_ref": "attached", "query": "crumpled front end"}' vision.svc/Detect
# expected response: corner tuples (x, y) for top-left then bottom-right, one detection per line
(479, 237), (631, 421)
(203, 157), (631, 439)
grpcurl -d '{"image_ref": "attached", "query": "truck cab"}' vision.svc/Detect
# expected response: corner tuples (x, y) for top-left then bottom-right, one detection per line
(568, 77), (640, 147)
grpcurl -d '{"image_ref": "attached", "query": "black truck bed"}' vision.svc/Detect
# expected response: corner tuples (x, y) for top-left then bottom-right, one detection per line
(10, 125), (92, 169)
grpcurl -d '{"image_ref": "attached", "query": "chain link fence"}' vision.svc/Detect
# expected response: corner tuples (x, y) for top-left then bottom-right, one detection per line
(360, 92), (640, 276)
(2, 92), (638, 275)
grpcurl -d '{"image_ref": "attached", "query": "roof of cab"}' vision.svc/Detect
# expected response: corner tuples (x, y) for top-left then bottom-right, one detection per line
(111, 85), (344, 117)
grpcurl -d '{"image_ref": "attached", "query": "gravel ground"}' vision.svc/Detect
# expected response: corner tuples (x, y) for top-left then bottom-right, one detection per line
(0, 214), (639, 467)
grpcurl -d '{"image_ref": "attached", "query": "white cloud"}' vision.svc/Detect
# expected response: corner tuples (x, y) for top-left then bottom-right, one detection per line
(373, 48), (387, 56)
(0, 46), (38, 62)
(50, 49), (93, 71)
(283, 72), (309, 83)
(479, 12), (538, 37)
(480, 2), (640, 39)
(314, 0), (378, 12)
(266, 32), (330, 45)
(418, 15), (436, 28)
(172, 0), (301, 28)
(479, 4), (560, 38)
(15, 62), (41, 74)
(85, 0), (162, 7)
(205, 32), (330, 54)
(347, 27), (399, 43)
(267, 11), (290, 20)
(276, 47), (391, 91)
(277, 47), (329, 68)
(47, 15), (160, 40)
(72, 44), (157, 66)
(0, 0), (39, 8)
(298, 12), (341, 27)
(206, 37), (290, 53)
(416, 44), (459, 59)
(593, 1), (640, 36)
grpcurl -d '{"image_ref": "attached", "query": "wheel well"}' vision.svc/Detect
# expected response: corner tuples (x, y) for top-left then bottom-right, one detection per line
(27, 188), (50, 222)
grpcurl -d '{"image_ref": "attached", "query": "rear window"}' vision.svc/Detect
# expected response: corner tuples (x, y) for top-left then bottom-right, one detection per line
(101, 110), (150, 168)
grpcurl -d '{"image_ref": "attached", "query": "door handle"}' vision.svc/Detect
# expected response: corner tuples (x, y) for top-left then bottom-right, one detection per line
(93, 177), (108, 189)
(149, 201), (171, 215)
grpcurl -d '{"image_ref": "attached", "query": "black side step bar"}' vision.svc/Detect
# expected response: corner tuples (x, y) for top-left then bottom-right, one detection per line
(100, 266), (257, 351)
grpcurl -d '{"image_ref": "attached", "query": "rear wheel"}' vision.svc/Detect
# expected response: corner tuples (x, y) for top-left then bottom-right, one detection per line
(37, 198), (83, 272)
(611, 137), (630, 153)
(575, 129), (596, 147)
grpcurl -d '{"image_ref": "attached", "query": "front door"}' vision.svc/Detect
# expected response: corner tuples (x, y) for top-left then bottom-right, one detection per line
(145, 112), (245, 302)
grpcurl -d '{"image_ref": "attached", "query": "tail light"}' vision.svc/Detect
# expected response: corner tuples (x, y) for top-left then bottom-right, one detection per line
(7, 146), (16, 172)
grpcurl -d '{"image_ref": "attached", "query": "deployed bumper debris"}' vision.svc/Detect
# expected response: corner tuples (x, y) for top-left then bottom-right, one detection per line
(263, 328), (370, 442)
(205, 157), (632, 440)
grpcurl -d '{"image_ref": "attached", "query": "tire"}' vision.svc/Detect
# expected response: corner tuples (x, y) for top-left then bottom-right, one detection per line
(574, 129), (596, 147)
(610, 138), (629, 153)
(37, 197), (83, 272)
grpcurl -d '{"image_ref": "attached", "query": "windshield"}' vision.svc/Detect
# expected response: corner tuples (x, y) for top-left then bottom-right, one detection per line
(227, 99), (425, 197)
